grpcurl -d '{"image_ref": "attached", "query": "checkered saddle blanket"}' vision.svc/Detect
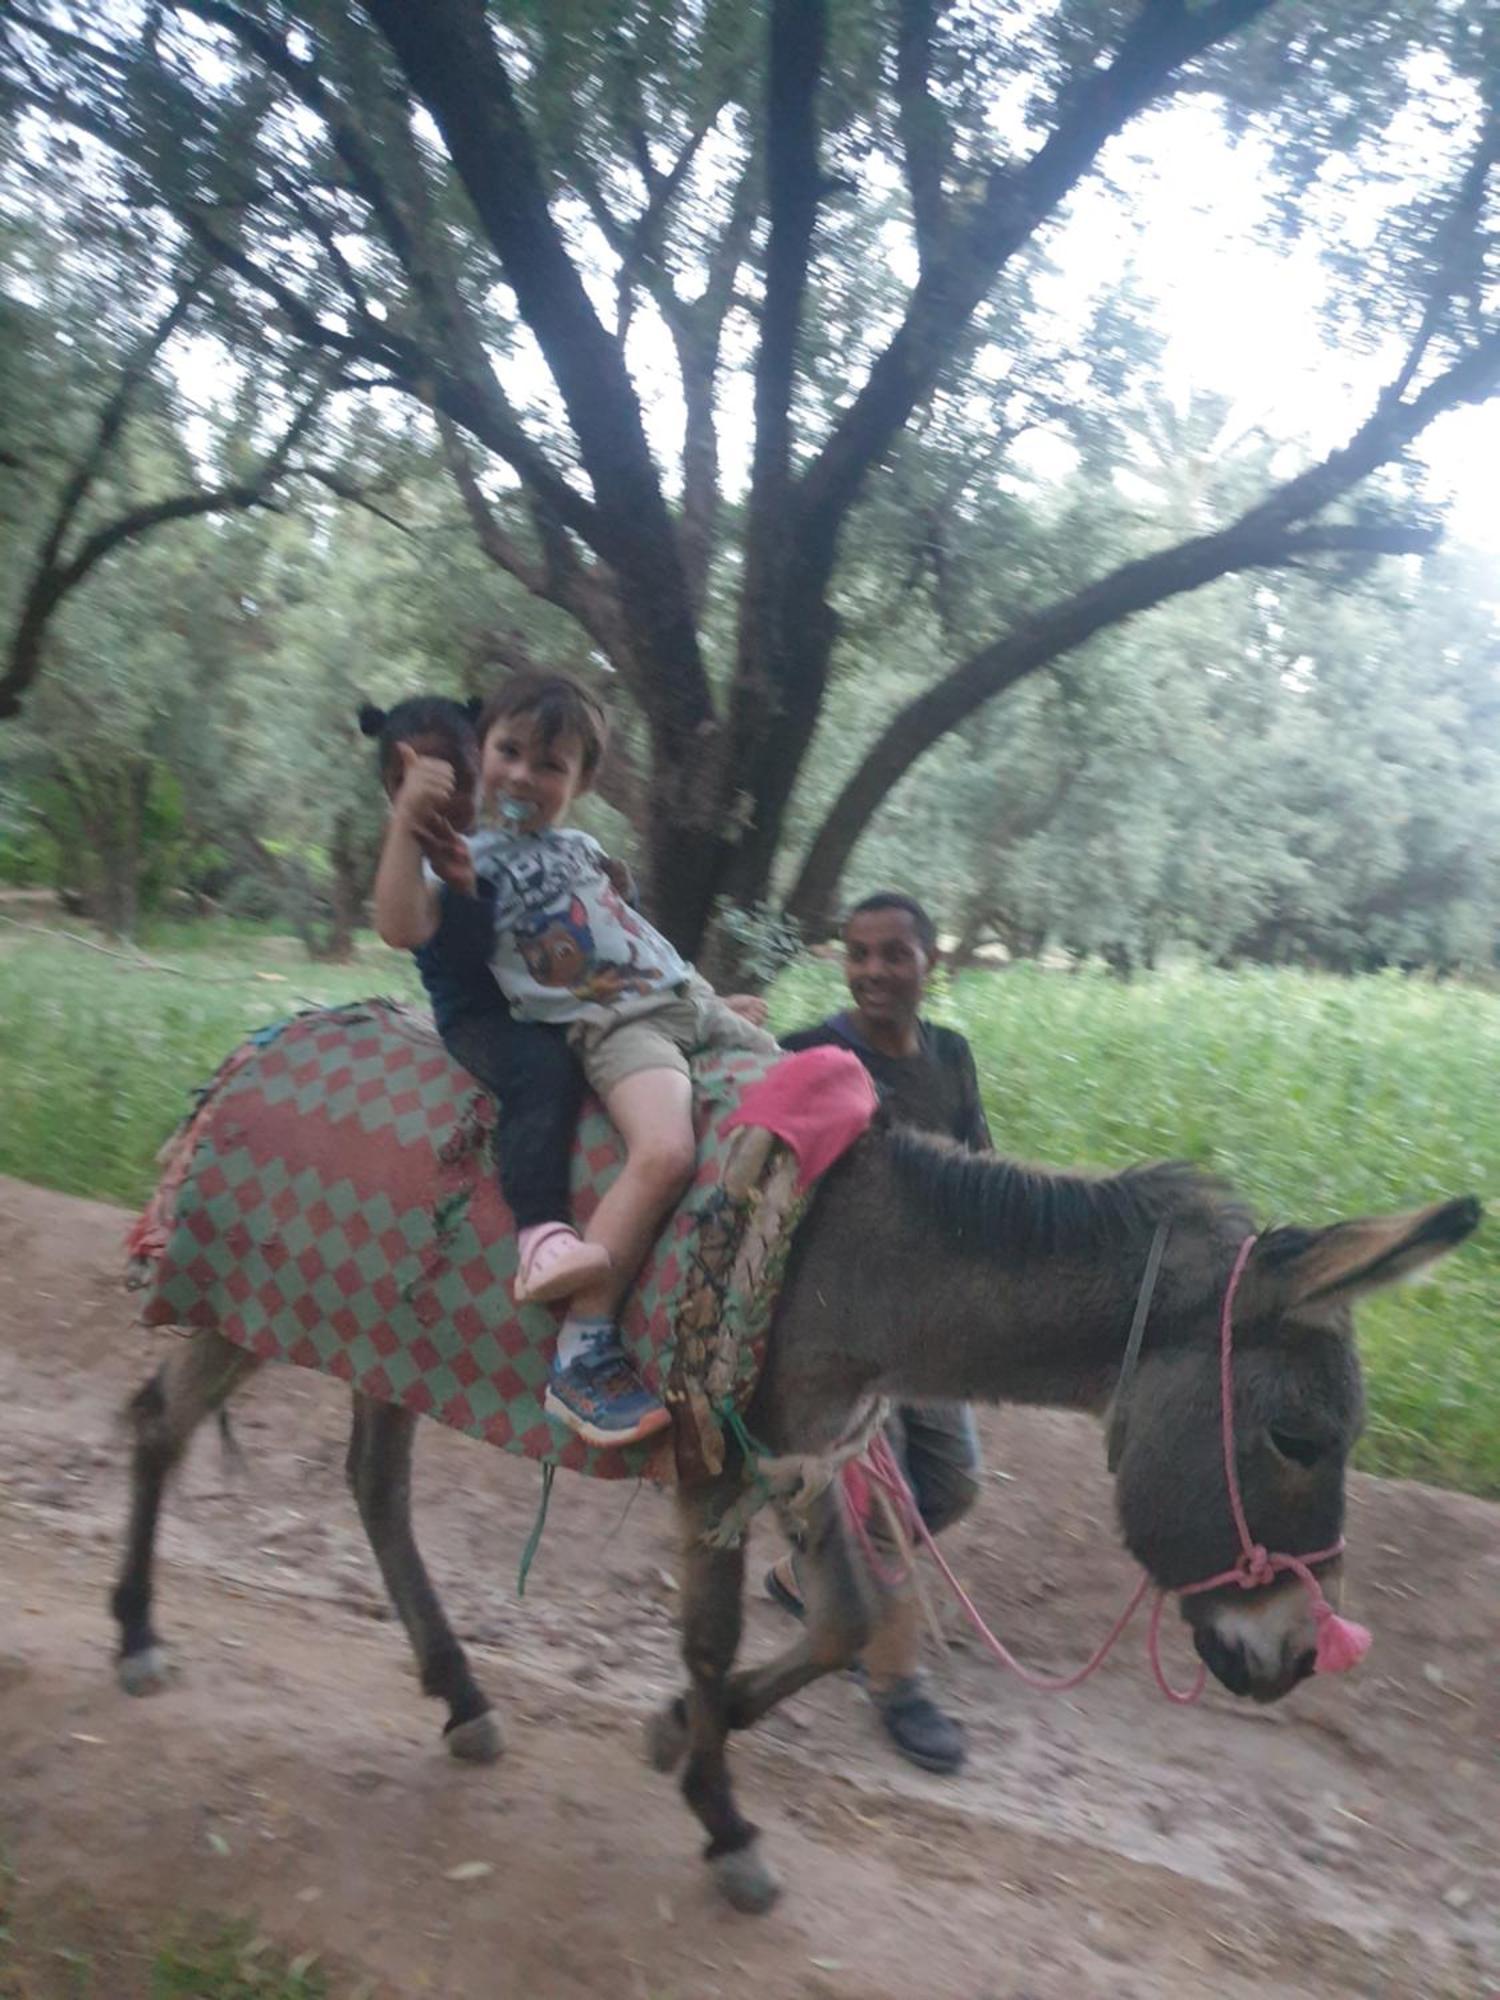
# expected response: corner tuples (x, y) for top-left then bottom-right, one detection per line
(127, 1000), (809, 1482)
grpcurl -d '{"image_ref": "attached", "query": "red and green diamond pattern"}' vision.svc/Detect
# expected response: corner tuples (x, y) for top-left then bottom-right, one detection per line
(138, 1001), (780, 1480)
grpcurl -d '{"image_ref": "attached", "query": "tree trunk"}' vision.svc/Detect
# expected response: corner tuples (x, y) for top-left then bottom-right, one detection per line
(949, 903), (988, 973)
(94, 841), (140, 941)
(82, 763), (149, 940)
(323, 812), (364, 965)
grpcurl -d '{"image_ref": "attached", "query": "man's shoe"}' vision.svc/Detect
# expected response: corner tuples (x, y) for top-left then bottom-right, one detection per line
(869, 1675), (966, 1775)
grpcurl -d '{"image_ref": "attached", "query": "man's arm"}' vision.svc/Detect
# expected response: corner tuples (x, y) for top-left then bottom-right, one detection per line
(952, 1035), (993, 1151)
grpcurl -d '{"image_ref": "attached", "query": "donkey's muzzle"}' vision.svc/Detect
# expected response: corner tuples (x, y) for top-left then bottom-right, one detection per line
(1193, 1620), (1316, 1703)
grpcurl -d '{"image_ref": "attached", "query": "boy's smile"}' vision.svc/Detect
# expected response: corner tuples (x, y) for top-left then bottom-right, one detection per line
(481, 712), (589, 834)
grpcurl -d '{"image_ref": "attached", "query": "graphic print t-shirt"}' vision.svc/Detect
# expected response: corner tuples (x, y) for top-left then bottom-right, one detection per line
(469, 825), (689, 1027)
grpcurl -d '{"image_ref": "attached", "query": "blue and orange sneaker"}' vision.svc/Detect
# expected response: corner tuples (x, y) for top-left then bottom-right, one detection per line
(545, 1332), (671, 1448)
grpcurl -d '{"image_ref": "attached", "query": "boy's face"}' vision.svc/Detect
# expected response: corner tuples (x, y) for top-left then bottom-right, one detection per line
(842, 908), (933, 1030)
(481, 709), (589, 834)
(387, 731), (479, 834)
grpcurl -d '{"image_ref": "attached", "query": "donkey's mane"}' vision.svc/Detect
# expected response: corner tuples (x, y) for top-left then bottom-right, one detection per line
(885, 1126), (1251, 1260)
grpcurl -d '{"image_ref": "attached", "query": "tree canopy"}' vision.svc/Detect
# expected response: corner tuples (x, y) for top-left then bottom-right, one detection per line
(1, 0), (1497, 961)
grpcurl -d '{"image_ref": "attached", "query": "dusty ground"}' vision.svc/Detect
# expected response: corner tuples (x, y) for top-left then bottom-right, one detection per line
(0, 1174), (1495, 2000)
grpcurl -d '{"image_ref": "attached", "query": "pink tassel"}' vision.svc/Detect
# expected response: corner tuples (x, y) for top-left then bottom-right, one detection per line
(1313, 1607), (1372, 1675)
(841, 1459), (874, 1527)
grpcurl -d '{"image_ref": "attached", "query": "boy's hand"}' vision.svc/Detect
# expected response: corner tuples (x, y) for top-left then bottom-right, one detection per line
(391, 742), (456, 835)
(420, 818), (476, 897)
(723, 993), (769, 1029)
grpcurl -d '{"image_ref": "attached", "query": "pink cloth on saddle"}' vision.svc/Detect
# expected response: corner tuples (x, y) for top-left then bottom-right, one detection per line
(721, 1045), (878, 1189)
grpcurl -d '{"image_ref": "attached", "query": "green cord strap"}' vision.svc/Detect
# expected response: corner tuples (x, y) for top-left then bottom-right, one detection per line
(719, 1400), (772, 1470)
(517, 1461), (556, 1597)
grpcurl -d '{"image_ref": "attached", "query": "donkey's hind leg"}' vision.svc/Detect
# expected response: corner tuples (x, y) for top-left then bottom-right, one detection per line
(344, 1393), (501, 1765)
(112, 1330), (260, 1694)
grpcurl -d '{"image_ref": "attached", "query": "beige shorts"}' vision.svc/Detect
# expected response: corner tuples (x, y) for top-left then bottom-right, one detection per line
(570, 975), (778, 1101)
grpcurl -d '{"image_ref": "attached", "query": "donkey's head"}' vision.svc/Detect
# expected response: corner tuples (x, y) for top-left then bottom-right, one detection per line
(1108, 1194), (1479, 1702)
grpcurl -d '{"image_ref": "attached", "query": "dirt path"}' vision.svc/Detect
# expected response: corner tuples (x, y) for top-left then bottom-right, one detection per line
(1, 1175), (1495, 1999)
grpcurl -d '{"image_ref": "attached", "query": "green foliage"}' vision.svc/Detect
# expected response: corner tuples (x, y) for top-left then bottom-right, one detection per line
(785, 450), (1500, 974)
(0, 924), (1494, 1494)
(150, 1925), (328, 2000)
(0, 924), (422, 1207)
(710, 896), (803, 985)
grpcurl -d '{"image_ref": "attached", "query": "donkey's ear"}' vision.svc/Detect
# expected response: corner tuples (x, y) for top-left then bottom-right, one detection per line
(1257, 1197), (1480, 1310)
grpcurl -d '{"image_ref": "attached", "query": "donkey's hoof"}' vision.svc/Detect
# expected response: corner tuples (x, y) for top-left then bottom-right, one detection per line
(445, 1711), (504, 1764)
(711, 1841), (782, 1915)
(644, 1700), (687, 1774)
(117, 1646), (172, 1697)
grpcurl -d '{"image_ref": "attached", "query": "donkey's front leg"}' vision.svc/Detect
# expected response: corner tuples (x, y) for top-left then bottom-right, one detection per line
(345, 1394), (500, 1764)
(648, 1481), (781, 1913)
(723, 1485), (876, 1733)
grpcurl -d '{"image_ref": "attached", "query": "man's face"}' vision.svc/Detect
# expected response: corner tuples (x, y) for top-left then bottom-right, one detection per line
(842, 908), (933, 1028)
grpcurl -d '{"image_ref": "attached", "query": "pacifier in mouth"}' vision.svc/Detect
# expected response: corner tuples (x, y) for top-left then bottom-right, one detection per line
(498, 798), (531, 826)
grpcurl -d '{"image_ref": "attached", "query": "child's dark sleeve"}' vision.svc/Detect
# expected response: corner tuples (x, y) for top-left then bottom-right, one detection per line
(425, 877), (497, 971)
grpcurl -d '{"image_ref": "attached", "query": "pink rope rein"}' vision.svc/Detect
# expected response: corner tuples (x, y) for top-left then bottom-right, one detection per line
(846, 1231), (1372, 1703)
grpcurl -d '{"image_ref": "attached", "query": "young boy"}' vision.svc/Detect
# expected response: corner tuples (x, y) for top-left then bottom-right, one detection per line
(776, 892), (986, 1776)
(374, 671), (778, 1449)
(363, 697), (611, 1308)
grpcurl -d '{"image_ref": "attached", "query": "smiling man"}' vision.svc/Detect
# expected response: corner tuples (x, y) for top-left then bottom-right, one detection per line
(775, 892), (988, 1775)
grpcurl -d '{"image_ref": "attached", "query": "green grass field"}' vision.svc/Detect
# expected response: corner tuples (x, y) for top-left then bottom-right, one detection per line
(1, 922), (1495, 1495)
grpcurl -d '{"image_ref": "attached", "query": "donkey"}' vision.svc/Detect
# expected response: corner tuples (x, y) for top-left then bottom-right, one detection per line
(110, 1121), (1478, 1913)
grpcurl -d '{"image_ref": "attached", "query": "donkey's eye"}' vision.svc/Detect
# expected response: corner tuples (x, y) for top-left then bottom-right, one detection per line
(1269, 1429), (1325, 1469)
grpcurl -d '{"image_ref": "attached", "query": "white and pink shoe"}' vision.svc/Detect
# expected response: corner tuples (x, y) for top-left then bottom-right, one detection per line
(513, 1223), (612, 1306)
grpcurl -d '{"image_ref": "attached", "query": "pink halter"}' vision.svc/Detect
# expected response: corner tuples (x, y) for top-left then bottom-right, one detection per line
(1165, 1233), (1371, 1685)
(851, 1231), (1371, 1702)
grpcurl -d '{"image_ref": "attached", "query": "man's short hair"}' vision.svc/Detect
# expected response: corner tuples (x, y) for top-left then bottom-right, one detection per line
(844, 892), (938, 957)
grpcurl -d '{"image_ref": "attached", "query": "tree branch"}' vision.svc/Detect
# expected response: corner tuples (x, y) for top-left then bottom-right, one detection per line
(434, 409), (547, 593)
(794, 0), (1277, 573)
(0, 380), (329, 721)
(292, 466), (415, 537)
(785, 513), (1443, 933)
(171, 3), (654, 685)
(179, 202), (600, 540)
(747, 0), (827, 544)
(895, 0), (951, 268)
(26, 272), (203, 608)
(356, 0), (714, 760)
(674, 152), (761, 610)
(572, 107), (723, 342)
(168, 0), (605, 548)
(1383, 113), (1500, 407)
(435, 413), (635, 678)
(575, 140), (759, 611)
